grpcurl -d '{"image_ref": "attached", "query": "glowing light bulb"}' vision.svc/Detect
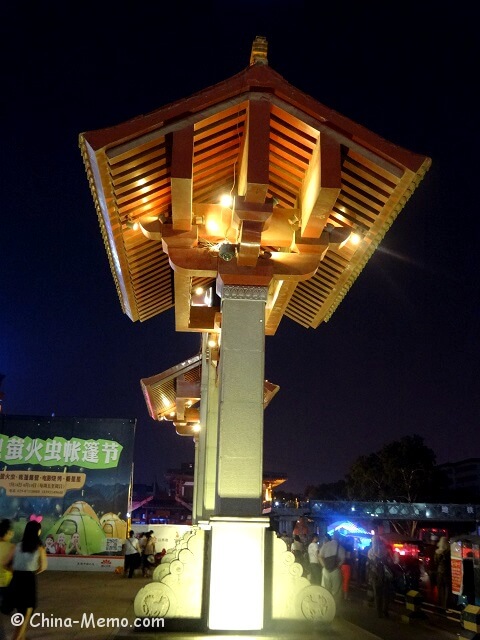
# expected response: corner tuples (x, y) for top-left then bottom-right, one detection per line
(350, 232), (361, 245)
(220, 194), (233, 208)
(206, 217), (221, 235)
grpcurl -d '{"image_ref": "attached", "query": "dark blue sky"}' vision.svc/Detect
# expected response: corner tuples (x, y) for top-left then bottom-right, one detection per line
(1, 2), (479, 493)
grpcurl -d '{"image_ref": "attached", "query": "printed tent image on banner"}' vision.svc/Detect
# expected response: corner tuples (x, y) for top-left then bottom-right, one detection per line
(0, 415), (135, 571)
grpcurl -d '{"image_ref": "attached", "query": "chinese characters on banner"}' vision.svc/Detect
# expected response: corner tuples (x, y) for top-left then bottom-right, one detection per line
(0, 415), (135, 571)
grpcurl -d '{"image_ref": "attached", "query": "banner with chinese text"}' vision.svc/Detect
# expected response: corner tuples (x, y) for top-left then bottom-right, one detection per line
(0, 415), (135, 571)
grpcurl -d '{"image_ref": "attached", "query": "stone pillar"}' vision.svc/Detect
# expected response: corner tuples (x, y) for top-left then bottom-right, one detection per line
(215, 284), (268, 516)
(192, 432), (200, 523)
(195, 333), (220, 523)
(207, 284), (269, 631)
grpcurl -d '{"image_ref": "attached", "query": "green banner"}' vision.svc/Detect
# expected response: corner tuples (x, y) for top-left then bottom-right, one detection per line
(0, 434), (123, 469)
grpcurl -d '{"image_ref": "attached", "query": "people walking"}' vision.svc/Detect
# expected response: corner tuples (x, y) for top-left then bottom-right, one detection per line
(141, 531), (156, 577)
(319, 532), (345, 607)
(307, 534), (322, 585)
(1, 520), (47, 640)
(123, 531), (141, 578)
(434, 536), (451, 610)
(0, 519), (15, 640)
(341, 539), (354, 601)
(367, 536), (394, 618)
(291, 534), (304, 560)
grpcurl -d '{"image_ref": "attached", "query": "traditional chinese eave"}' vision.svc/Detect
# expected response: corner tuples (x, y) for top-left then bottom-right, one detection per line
(79, 37), (431, 333)
(140, 354), (280, 436)
(81, 60), (425, 175)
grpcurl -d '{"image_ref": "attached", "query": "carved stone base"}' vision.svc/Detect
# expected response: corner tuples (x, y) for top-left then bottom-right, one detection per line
(134, 527), (336, 629)
(270, 533), (336, 623)
(134, 528), (204, 620)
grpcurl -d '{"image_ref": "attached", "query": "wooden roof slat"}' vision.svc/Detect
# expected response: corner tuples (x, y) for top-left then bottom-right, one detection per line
(107, 135), (167, 166)
(194, 101), (248, 134)
(269, 130), (313, 163)
(111, 157), (169, 190)
(267, 178), (297, 206)
(194, 129), (243, 155)
(334, 195), (378, 224)
(341, 166), (391, 201)
(113, 169), (170, 201)
(341, 178), (389, 210)
(270, 102), (319, 139)
(345, 149), (400, 188)
(270, 114), (317, 151)
(269, 163), (303, 192)
(108, 145), (168, 179)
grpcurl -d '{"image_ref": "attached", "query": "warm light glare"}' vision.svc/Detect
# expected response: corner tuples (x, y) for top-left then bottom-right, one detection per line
(192, 423), (201, 433)
(350, 232), (361, 245)
(161, 394), (172, 408)
(192, 287), (213, 307)
(206, 217), (221, 235)
(220, 194), (233, 208)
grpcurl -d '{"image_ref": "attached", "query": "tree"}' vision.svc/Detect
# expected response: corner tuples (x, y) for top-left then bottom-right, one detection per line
(305, 480), (347, 500)
(345, 434), (438, 536)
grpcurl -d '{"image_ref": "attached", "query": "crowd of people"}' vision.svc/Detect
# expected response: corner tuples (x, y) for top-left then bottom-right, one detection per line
(0, 520), (170, 640)
(0, 516), (464, 636)
(278, 529), (456, 619)
(123, 530), (166, 578)
(280, 530), (353, 607)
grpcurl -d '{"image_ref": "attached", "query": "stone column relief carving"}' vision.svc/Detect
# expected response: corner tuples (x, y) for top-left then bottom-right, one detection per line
(134, 528), (205, 620)
(271, 533), (335, 623)
(222, 285), (268, 301)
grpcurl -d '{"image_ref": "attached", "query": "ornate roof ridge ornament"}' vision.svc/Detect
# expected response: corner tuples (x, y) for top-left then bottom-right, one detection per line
(250, 36), (268, 66)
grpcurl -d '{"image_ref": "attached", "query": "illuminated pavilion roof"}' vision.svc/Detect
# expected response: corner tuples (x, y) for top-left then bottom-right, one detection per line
(140, 353), (280, 433)
(79, 37), (431, 334)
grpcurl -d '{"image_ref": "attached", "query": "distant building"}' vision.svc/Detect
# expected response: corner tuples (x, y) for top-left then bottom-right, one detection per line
(131, 488), (192, 526)
(131, 476), (191, 525)
(165, 462), (195, 507)
(437, 458), (480, 500)
(132, 463), (287, 524)
(132, 483), (155, 500)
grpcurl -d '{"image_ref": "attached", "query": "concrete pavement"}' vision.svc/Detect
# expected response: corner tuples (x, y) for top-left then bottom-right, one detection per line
(0, 570), (463, 640)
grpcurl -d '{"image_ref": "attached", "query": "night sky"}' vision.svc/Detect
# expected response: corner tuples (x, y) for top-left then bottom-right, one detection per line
(2, 2), (479, 494)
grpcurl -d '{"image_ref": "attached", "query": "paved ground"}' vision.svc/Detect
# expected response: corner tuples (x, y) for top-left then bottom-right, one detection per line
(0, 571), (465, 640)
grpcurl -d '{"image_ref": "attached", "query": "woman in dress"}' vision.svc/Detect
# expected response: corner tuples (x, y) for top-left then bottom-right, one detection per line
(3, 520), (47, 640)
